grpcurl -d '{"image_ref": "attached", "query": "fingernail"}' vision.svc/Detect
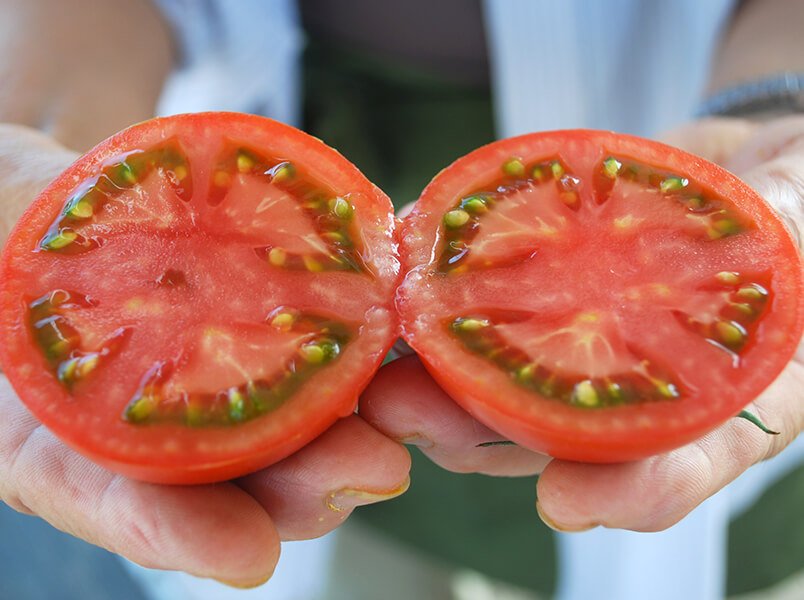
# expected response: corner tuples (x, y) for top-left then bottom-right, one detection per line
(536, 500), (597, 533)
(394, 433), (434, 448)
(327, 475), (411, 512)
(212, 572), (273, 589)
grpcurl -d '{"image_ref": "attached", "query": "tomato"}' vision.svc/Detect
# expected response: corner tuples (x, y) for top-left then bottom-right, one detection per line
(397, 129), (804, 463)
(0, 112), (399, 484)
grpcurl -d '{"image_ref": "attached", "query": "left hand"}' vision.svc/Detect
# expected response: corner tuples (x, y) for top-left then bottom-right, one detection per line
(359, 115), (804, 533)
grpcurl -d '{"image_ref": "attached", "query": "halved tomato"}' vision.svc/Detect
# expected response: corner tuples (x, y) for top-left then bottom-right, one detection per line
(0, 112), (399, 484)
(397, 130), (804, 462)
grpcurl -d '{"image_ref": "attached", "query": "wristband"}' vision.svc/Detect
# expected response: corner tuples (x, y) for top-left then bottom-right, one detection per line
(697, 71), (804, 119)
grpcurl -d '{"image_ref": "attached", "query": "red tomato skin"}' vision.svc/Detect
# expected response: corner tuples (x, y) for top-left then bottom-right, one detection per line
(397, 129), (804, 463)
(0, 112), (400, 484)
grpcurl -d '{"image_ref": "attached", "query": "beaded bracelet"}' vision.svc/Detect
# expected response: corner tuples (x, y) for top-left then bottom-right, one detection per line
(697, 71), (804, 118)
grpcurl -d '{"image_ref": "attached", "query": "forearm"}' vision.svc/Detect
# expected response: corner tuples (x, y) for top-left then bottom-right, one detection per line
(708, 0), (804, 92)
(0, 0), (174, 151)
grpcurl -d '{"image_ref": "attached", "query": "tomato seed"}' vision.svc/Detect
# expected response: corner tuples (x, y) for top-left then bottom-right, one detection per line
(715, 320), (747, 348)
(268, 247), (286, 267)
(329, 196), (354, 219)
(659, 176), (689, 193)
(444, 209), (471, 229)
(716, 271), (741, 285)
(572, 380), (600, 407)
(502, 157), (525, 177)
(602, 157), (622, 178)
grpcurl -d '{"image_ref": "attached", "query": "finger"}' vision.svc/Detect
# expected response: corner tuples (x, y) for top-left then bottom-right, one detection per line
(237, 414), (412, 541)
(657, 117), (759, 166)
(0, 375), (280, 587)
(397, 201), (416, 218)
(0, 124), (77, 246)
(536, 358), (804, 532)
(359, 355), (552, 476)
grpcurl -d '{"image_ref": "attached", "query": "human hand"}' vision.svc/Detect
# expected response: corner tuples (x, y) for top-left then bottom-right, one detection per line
(360, 116), (804, 533)
(0, 125), (411, 587)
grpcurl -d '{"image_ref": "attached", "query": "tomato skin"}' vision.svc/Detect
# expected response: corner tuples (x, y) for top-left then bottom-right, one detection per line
(397, 129), (804, 463)
(0, 112), (400, 484)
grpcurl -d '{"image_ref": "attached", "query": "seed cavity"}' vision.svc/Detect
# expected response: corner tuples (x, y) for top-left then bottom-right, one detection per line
(596, 155), (752, 239)
(447, 314), (682, 408)
(29, 290), (128, 388)
(39, 141), (192, 253)
(210, 144), (368, 273)
(123, 315), (350, 427)
(437, 156), (573, 272)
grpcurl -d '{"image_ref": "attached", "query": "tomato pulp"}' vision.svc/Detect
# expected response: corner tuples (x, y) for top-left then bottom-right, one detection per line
(397, 130), (804, 462)
(0, 113), (399, 483)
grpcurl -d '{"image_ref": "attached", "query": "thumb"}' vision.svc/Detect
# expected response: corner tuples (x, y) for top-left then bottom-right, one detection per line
(0, 124), (77, 247)
(656, 117), (758, 167)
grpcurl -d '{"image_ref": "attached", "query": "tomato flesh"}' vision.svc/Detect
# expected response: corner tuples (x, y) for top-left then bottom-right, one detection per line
(398, 130), (804, 462)
(0, 112), (399, 484)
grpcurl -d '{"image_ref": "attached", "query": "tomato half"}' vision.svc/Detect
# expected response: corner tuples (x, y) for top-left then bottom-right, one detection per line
(397, 130), (804, 463)
(0, 112), (399, 484)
